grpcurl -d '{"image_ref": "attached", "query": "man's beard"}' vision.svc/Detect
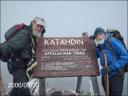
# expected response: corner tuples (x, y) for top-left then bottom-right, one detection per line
(32, 31), (42, 38)
(95, 39), (105, 45)
(97, 39), (105, 45)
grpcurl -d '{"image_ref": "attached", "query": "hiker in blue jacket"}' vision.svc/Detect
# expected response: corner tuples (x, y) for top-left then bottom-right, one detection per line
(0, 17), (46, 96)
(93, 27), (128, 96)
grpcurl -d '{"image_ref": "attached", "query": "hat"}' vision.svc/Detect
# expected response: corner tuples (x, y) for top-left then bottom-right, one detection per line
(89, 27), (105, 39)
(94, 27), (105, 36)
(33, 17), (46, 27)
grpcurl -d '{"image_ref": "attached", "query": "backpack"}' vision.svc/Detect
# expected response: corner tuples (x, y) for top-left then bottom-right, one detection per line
(106, 29), (128, 72)
(0, 23), (27, 62)
(4, 23), (37, 62)
(5, 23), (26, 41)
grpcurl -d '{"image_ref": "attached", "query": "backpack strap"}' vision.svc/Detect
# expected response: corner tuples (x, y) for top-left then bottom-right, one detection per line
(106, 37), (119, 60)
(25, 27), (38, 79)
(106, 37), (113, 53)
(106, 38), (125, 73)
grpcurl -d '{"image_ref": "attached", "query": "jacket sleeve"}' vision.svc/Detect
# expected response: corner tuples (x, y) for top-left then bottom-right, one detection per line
(0, 29), (30, 58)
(96, 46), (100, 58)
(110, 38), (128, 71)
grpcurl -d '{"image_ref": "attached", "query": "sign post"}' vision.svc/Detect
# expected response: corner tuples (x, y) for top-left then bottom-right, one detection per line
(39, 78), (46, 96)
(76, 33), (88, 93)
(76, 33), (100, 95)
(76, 76), (82, 93)
(90, 76), (100, 95)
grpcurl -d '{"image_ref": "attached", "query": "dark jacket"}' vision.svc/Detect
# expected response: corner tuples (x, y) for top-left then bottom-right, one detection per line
(0, 26), (32, 73)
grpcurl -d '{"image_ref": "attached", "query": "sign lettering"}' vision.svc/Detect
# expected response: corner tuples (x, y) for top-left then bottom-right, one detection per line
(33, 37), (99, 77)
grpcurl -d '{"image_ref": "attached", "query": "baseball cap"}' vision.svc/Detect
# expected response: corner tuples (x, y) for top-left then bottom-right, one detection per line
(89, 27), (105, 39)
(94, 27), (105, 36)
(33, 17), (46, 27)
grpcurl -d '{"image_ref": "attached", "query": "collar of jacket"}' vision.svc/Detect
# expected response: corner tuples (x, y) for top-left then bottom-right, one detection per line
(100, 33), (110, 49)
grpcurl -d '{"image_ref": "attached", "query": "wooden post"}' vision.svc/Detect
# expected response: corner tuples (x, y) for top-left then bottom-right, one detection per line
(37, 35), (46, 96)
(76, 32), (89, 93)
(83, 32), (100, 95)
(76, 76), (82, 93)
(90, 76), (100, 95)
(76, 32), (88, 93)
(39, 78), (46, 96)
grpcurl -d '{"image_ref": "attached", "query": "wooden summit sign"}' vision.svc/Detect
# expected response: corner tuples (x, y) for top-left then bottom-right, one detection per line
(33, 37), (99, 78)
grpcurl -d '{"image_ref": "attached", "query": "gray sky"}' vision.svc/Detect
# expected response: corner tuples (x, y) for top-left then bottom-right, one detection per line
(1, 1), (127, 42)
(1, 1), (128, 95)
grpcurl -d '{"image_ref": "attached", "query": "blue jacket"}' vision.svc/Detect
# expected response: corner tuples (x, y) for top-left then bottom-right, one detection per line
(96, 33), (128, 78)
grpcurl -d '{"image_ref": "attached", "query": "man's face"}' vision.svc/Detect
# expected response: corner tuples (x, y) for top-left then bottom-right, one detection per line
(95, 33), (105, 41)
(32, 21), (44, 33)
(32, 21), (44, 38)
(95, 33), (106, 45)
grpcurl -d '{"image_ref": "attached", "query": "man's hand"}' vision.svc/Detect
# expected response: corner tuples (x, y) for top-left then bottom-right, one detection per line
(101, 66), (112, 76)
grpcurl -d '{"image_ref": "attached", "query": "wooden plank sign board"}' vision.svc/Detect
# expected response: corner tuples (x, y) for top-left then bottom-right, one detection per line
(33, 37), (99, 78)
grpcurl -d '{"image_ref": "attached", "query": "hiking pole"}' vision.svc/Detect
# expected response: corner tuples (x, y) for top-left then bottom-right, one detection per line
(103, 50), (109, 96)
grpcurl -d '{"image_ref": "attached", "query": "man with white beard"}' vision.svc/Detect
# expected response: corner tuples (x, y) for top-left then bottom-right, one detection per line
(32, 17), (46, 38)
(0, 17), (46, 96)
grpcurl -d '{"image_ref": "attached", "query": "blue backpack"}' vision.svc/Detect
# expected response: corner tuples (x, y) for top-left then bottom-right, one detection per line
(106, 29), (128, 72)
